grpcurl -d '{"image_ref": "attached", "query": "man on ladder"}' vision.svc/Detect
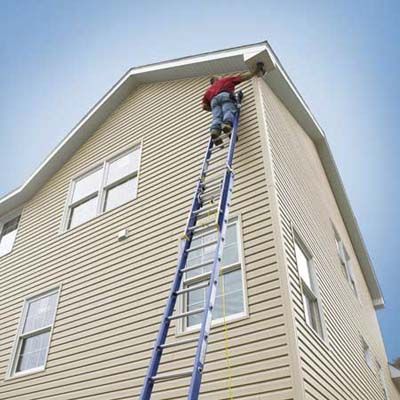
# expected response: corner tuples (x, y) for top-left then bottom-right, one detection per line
(202, 63), (265, 144)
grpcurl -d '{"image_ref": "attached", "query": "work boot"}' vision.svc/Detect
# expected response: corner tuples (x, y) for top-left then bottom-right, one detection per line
(221, 122), (232, 133)
(210, 128), (223, 145)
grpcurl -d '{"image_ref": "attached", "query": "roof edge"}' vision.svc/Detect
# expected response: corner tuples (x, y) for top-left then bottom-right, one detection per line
(0, 41), (384, 307)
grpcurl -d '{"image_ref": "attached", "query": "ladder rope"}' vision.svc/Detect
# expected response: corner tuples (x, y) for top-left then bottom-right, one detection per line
(221, 274), (235, 399)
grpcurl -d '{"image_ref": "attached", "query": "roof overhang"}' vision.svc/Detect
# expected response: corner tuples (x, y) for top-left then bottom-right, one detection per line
(0, 41), (384, 307)
(390, 365), (400, 391)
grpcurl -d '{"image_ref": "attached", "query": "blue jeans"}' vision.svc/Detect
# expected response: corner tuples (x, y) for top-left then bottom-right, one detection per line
(210, 92), (237, 131)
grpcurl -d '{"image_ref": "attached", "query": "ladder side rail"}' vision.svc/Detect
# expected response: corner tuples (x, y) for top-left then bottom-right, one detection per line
(217, 106), (240, 228)
(140, 138), (214, 400)
(187, 174), (234, 399)
(187, 109), (241, 399)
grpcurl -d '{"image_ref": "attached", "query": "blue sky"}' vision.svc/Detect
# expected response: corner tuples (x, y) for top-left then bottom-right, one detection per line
(0, 1), (398, 360)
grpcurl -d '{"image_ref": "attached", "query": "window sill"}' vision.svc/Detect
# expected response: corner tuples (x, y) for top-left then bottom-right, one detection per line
(0, 249), (14, 260)
(5, 366), (46, 381)
(175, 311), (249, 337)
(302, 319), (330, 352)
(59, 196), (137, 236)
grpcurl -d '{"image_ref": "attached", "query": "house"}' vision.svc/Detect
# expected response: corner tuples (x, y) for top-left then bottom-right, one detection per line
(0, 41), (398, 399)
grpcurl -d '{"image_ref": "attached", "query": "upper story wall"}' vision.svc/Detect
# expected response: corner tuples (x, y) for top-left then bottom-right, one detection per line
(259, 79), (398, 400)
(0, 77), (295, 399)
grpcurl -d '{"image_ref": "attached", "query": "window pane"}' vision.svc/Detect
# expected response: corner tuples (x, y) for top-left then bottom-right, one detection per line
(186, 233), (217, 279)
(303, 291), (323, 334)
(68, 197), (98, 229)
(0, 216), (20, 256)
(187, 286), (207, 327)
(16, 332), (50, 372)
(186, 269), (244, 327)
(72, 169), (102, 203)
(186, 223), (238, 280)
(106, 148), (140, 185)
(23, 293), (58, 333)
(295, 242), (312, 288)
(221, 224), (239, 266)
(335, 237), (341, 254)
(104, 177), (137, 212)
(213, 269), (244, 320)
(303, 293), (313, 326)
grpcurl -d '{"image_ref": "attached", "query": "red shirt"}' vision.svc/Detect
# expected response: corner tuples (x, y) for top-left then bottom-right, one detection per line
(202, 76), (242, 106)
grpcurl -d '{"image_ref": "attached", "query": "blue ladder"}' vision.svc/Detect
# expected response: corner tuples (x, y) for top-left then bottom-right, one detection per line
(140, 91), (244, 400)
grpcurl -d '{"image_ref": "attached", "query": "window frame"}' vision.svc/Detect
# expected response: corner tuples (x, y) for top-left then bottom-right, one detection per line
(179, 217), (248, 333)
(333, 226), (358, 298)
(361, 337), (374, 371)
(377, 362), (390, 400)
(7, 285), (61, 379)
(0, 209), (22, 258)
(293, 232), (326, 340)
(62, 144), (142, 231)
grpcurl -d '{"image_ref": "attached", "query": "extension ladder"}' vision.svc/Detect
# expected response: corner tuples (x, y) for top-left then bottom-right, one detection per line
(140, 90), (244, 400)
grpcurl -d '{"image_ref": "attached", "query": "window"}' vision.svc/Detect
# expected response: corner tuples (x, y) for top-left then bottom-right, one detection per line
(65, 146), (141, 229)
(362, 338), (374, 371)
(9, 288), (60, 377)
(0, 215), (20, 257)
(334, 229), (358, 297)
(182, 220), (246, 330)
(377, 363), (390, 400)
(294, 239), (324, 337)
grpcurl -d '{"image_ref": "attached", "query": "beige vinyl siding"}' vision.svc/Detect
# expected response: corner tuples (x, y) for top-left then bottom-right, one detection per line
(259, 79), (399, 400)
(0, 77), (294, 399)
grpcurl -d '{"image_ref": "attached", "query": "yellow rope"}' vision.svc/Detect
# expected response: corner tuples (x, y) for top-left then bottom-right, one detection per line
(221, 274), (235, 399)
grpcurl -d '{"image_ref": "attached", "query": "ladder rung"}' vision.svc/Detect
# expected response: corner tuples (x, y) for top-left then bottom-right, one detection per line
(176, 281), (209, 295)
(200, 194), (220, 204)
(160, 337), (198, 349)
(202, 176), (223, 189)
(200, 186), (221, 197)
(183, 272), (211, 285)
(193, 205), (217, 215)
(181, 260), (214, 273)
(169, 307), (205, 320)
(188, 222), (218, 235)
(208, 152), (228, 165)
(210, 143), (226, 153)
(152, 369), (192, 381)
(205, 165), (227, 175)
(186, 240), (217, 253)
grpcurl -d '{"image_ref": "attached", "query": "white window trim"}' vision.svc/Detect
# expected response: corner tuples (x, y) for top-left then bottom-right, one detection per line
(61, 143), (142, 232)
(178, 216), (248, 334)
(0, 208), (23, 258)
(377, 362), (390, 400)
(6, 285), (62, 379)
(333, 225), (359, 299)
(361, 337), (375, 372)
(293, 231), (327, 341)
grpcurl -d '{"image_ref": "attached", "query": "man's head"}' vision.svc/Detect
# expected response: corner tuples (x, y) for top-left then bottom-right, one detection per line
(209, 76), (218, 85)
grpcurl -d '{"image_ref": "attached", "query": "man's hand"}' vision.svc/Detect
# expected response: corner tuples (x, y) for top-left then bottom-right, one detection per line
(240, 62), (266, 82)
(255, 62), (266, 77)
